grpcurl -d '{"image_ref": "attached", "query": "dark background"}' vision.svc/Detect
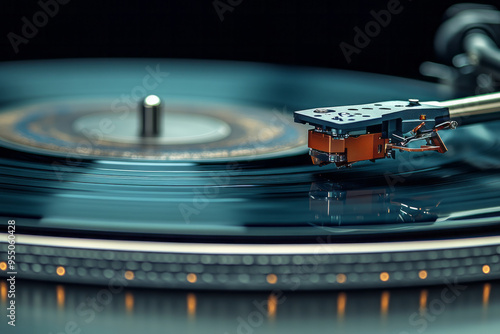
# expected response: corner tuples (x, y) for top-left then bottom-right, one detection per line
(0, 0), (498, 80)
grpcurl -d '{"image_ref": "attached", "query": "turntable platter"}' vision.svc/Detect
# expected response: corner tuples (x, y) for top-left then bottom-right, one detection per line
(0, 59), (499, 290)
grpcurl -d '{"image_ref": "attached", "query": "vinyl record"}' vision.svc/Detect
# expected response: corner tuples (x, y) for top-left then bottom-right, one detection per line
(0, 59), (499, 290)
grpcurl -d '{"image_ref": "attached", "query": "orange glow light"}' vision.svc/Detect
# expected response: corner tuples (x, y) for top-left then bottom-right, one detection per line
(56, 285), (65, 309)
(336, 273), (347, 284)
(187, 293), (197, 318)
(56, 266), (66, 276)
(125, 292), (134, 313)
(268, 294), (277, 318)
(381, 291), (390, 316)
(380, 272), (390, 282)
(266, 274), (278, 285)
(187, 273), (197, 283)
(337, 292), (346, 320)
(419, 289), (428, 314)
(0, 262), (6, 271)
(124, 271), (134, 280)
(483, 283), (491, 308)
(483, 265), (491, 274)
(1, 281), (6, 303)
(418, 270), (428, 280)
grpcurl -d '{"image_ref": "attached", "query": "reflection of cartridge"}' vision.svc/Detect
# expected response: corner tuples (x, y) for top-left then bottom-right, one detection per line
(309, 182), (438, 225)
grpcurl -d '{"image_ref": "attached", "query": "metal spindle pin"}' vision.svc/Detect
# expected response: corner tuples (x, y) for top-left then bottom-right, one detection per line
(140, 95), (162, 137)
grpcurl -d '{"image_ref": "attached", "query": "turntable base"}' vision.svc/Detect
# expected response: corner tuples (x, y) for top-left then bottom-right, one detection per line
(0, 59), (499, 291)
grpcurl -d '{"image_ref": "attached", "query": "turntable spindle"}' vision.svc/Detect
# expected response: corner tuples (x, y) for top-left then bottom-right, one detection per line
(140, 95), (162, 137)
